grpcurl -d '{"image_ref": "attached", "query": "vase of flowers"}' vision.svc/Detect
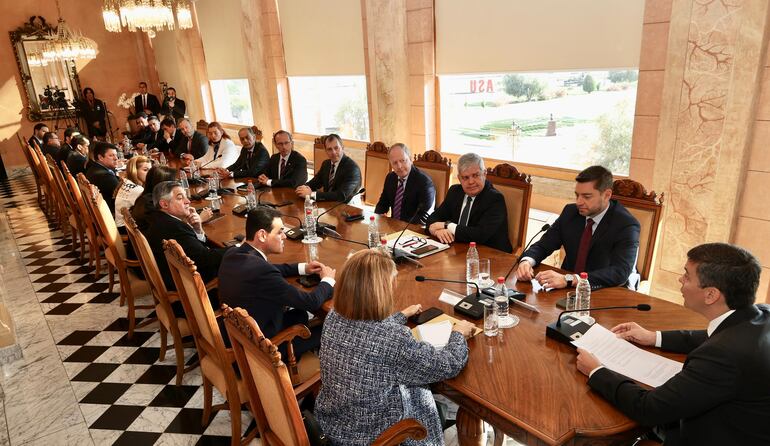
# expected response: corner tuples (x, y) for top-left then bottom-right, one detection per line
(117, 92), (138, 110)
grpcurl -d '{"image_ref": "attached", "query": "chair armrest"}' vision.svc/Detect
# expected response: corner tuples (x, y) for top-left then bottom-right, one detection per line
(205, 278), (218, 291)
(292, 370), (320, 399)
(120, 234), (129, 243)
(166, 291), (179, 303)
(124, 259), (141, 267)
(371, 419), (427, 446)
(270, 324), (311, 346)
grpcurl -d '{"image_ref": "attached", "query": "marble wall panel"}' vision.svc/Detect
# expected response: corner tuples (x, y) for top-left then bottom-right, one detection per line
(644, 0), (674, 23)
(748, 120), (770, 172)
(639, 22), (671, 70)
(631, 115), (661, 160)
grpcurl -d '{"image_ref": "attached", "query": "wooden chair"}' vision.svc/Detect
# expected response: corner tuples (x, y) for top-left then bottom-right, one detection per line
(46, 154), (85, 257)
(65, 169), (103, 275)
(27, 142), (55, 218)
(34, 150), (69, 233)
(223, 305), (428, 446)
(78, 174), (154, 338)
(363, 141), (391, 206)
(413, 150), (452, 208)
(122, 208), (196, 385)
(612, 179), (664, 286)
(164, 240), (322, 445)
(16, 132), (45, 208)
(486, 163), (532, 254)
(313, 135), (328, 174)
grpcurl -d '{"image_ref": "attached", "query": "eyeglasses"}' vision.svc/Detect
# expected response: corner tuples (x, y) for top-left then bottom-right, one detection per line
(400, 235), (427, 249)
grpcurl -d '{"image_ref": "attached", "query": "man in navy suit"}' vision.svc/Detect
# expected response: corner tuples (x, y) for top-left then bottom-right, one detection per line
(374, 143), (435, 225)
(174, 118), (209, 164)
(257, 130), (308, 188)
(426, 153), (512, 253)
(576, 243), (770, 445)
(85, 142), (120, 214)
(218, 207), (335, 359)
(296, 134), (362, 202)
(516, 165), (640, 290)
(133, 81), (161, 116)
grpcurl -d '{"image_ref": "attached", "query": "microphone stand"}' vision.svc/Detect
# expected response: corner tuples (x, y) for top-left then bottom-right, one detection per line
(315, 188), (365, 236)
(281, 214), (305, 241)
(391, 205), (424, 264)
(415, 276), (484, 319)
(257, 189), (276, 208)
(546, 304), (652, 346)
(483, 223), (551, 299)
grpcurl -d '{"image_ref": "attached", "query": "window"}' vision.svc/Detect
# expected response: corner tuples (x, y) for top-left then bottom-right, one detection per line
(439, 70), (638, 175)
(288, 76), (370, 141)
(209, 79), (253, 125)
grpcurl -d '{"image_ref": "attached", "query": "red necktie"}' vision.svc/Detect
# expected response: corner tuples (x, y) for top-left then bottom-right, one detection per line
(279, 157), (286, 178)
(573, 218), (594, 274)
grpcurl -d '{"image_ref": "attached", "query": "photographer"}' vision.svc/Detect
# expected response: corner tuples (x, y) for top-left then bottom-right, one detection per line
(160, 87), (186, 121)
(81, 87), (107, 141)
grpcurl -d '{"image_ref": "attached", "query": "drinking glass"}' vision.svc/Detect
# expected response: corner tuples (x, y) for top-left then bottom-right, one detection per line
(565, 291), (577, 311)
(483, 301), (498, 337)
(305, 241), (319, 263)
(478, 259), (492, 288)
(207, 177), (218, 199)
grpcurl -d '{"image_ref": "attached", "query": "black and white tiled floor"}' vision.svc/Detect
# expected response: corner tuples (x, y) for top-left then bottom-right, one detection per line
(0, 175), (257, 446)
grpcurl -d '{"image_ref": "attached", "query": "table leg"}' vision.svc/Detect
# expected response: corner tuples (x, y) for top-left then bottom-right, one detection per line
(456, 407), (484, 446)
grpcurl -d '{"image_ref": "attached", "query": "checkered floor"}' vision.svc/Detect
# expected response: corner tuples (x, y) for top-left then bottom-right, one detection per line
(1, 175), (258, 445)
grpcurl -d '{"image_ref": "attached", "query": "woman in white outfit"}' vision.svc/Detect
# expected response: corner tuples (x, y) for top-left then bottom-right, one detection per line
(196, 121), (239, 170)
(114, 155), (151, 230)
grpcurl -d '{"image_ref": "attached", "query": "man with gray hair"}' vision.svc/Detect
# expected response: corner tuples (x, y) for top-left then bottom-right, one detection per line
(426, 153), (512, 253)
(173, 117), (209, 164)
(145, 181), (227, 291)
(374, 143), (435, 224)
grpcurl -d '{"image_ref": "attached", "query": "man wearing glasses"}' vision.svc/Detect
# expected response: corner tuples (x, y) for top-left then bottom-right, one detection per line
(257, 130), (308, 188)
(426, 153), (512, 253)
(374, 143), (435, 225)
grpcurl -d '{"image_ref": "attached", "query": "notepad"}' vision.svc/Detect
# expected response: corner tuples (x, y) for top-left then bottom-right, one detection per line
(415, 320), (453, 349)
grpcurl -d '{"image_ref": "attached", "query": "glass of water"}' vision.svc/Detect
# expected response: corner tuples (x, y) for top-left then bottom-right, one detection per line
(483, 301), (498, 337)
(565, 291), (577, 311)
(207, 177), (218, 199)
(478, 258), (492, 288)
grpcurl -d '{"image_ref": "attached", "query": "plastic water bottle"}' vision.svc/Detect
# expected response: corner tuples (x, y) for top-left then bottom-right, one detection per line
(159, 152), (167, 166)
(577, 272), (591, 320)
(379, 238), (391, 256)
(367, 216), (379, 248)
(496, 277), (519, 328)
(191, 161), (200, 180)
(466, 242), (479, 295)
(304, 209), (317, 240)
(179, 170), (189, 197)
(304, 194), (313, 218)
(246, 180), (257, 210)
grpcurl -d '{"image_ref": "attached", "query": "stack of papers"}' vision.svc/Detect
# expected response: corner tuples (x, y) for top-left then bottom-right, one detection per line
(415, 320), (453, 348)
(572, 324), (683, 387)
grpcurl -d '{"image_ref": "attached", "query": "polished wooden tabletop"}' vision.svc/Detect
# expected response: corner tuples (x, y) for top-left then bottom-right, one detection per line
(191, 179), (704, 446)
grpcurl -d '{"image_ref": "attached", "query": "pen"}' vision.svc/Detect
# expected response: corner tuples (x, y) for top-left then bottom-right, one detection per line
(511, 298), (540, 313)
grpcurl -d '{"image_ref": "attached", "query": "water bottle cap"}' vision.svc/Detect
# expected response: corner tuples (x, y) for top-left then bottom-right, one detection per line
(380, 238), (387, 245)
(580, 272), (588, 279)
(470, 242), (476, 247)
(306, 209), (312, 214)
(370, 216), (375, 221)
(497, 277), (505, 283)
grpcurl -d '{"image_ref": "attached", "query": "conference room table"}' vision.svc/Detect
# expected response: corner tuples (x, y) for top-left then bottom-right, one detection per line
(191, 178), (704, 446)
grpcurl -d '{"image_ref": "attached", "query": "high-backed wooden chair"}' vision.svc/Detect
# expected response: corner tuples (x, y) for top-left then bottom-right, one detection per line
(413, 150), (452, 208)
(59, 163), (88, 261)
(46, 154), (85, 256)
(16, 132), (45, 208)
(65, 169), (103, 274)
(35, 150), (69, 233)
(78, 174), (153, 338)
(122, 208), (195, 385)
(27, 142), (55, 218)
(486, 163), (532, 254)
(612, 178), (664, 286)
(223, 306), (428, 446)
(313, 135), (328, 174)
(363, 141), (391, 206)
(164, 240), (322, 445)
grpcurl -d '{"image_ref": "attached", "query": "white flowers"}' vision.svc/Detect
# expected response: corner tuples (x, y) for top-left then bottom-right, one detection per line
(117, 92), (139, 109)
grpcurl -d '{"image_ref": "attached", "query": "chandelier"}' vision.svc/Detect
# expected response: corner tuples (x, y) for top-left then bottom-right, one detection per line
(102, 0), (194, 33)
(43, 0), (99, 62)
(27, 51), (49, 68)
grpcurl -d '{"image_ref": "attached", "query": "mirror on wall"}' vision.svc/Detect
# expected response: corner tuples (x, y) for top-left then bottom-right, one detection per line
(10, 16), (82, 123)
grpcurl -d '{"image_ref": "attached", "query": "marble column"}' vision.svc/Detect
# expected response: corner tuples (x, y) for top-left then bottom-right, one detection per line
(362, 0), (412, 145)
(647, 0), (770, 300)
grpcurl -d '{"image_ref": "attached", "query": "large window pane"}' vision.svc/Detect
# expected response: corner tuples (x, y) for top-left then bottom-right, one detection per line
(439, 70), (638, 175)
(209, 79), (253, 125)
(288, 76), (370, 141)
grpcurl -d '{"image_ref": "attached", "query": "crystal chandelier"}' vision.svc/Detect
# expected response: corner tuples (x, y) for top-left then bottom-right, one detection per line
(27, 51), (49, 68)
(43, 0), (99, 62)
(102, 0), (194, 33)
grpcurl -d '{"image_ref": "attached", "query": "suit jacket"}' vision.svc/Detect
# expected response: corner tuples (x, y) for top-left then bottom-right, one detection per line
(267, 150), (308, 188)
(306, 155), (362, 202)
(588, 304), (770, 446)
(171, 131), (208, 159)
(143, 130), (163, 151)
(42, 144), (60, 159)
(197, 138), (239, 170)
(28, 136), (42, 150)
(82, 99), (107, 137)
(218, 243), (332, 339)
(130, 127), (152, 146)
(374, 165), (435, 225)
(521, 200), (640, 289)
(134, 93), (161, 116)
(161, 97), (186, 120)
(226, 142), (270, 178)
(157, 130), (182, 156)
(66, 151), (88, 177)
(55, 144), (73, 170)
(426, 180), (512, 253)
(144, 210), (227, 291)
(85, 161), (119, 214)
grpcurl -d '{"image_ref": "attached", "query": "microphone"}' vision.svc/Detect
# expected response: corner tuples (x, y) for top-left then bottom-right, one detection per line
(325, 232), (369, 247)
(315, 188), (365, 236)
(391, 204), (424, 263)
(281, 213), (305, 241)
(415, 275), (484, 319)
(486, 223), (551, 300)
(257, 189), (275, 208)
(199, 154), (222, 169)
(546, 303), (652, 345)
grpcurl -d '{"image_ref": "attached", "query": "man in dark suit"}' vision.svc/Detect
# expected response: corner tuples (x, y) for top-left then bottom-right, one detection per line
(135, 115), (162, 152)
(576, 243), (770, 446)
(426, 153), (512, 253)
(156, 117), (179, 157)
(516, 165), (640, 290)
(145, 181), (226, 292)
(133, 81), (161, 116)
(129, 113), (151, 146)
(160, 87), (186, 121)
(218, 207), (334, 358)
(55, 127), (80, 169)
(172, 118), (209, 164)
(41, 132), (61, 158)
(216, 127), (270, 179)
(296, 133), (362, 202)
(29, 123), (48, 149)
(85, 141), (120, 214)
(257, 130), (308, 188)
(375, 143), (435, 225)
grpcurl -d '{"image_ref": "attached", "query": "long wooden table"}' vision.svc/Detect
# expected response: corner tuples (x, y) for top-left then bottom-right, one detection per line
(192, 181), (704, 446)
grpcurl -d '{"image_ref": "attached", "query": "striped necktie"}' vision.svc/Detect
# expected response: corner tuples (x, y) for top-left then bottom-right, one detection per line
(392, 178), (405, 220)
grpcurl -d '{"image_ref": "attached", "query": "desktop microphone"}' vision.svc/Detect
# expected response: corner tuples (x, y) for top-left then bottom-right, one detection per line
(281, 213), (305, 241)
(486, 223), (551, 299)
(199, 154), (222, 169)
(391, 204), (425, 263)
(546, 303), (652, 345)
(257, 189), (276, 208)
(415, 275), (485, 319)
(315, 188), (365, 236)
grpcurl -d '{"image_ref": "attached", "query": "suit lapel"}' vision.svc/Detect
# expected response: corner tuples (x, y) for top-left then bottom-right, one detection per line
(589, 201), (615, 249)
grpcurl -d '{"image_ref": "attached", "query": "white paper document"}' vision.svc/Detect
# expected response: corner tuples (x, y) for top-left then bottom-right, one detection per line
(416, 320), (453, 349)
(530, 279), (553, 293)
(572, 324), (683, 388)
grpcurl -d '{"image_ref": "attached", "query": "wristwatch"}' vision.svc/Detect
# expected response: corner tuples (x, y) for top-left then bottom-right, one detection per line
(565, 274), (575, 288)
